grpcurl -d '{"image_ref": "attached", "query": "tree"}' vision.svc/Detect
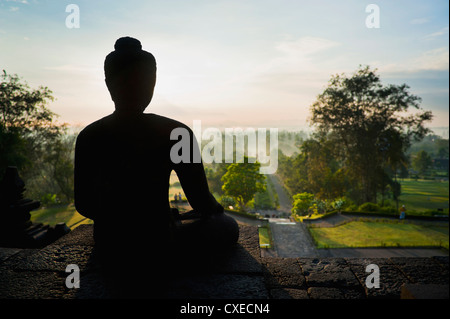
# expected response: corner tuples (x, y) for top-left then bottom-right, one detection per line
(0, 70), (71, 202)
(221, 157), (266, 210)
(277, 150), (308, 196)
(412, 150), (432, 176)
(277, 132), (352, 203)
(298, 132), (350, 200)
(204, 163), (230, 196)
(43, 133), (76, 203)
(0, 71), (61, 173)
(291, 192), (314, 217)
(0, 124), (29, 176)
(310, 66), (432, 203)
(435, 139), (449, 159)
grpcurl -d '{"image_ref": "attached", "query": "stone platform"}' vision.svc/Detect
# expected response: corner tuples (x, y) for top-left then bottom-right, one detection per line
(0, 224), (448, 299)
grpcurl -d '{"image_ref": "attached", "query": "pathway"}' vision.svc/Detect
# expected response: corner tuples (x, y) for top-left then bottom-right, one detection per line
(268, 220), (318, 257)
(267, 174), (292, 214)
(228, 174), (449, 258)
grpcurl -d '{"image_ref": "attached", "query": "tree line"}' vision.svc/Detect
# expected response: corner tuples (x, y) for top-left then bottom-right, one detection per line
(1, 70), (270, 211)
(1, 66), (444, 216)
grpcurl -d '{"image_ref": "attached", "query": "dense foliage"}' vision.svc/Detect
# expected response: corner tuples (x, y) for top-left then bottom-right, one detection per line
(0, 71), (74, 204)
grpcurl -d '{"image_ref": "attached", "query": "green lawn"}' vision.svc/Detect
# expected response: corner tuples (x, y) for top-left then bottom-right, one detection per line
(399, 179), (449, 214)
(258, 226), (272, 249)
(30, 205), (93, 229)
(309, 220), (449, 249)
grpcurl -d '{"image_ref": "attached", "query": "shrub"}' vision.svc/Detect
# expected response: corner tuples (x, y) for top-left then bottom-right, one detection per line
(332, 198), (346, 212)
(291, 192), (315, 216)
(220, 195), (236, 209)
(312, 199), (329, 214)
(40, 193), (59, 207)
(358, 202), (379, 212)
(253, 191), (275, 210)
(344, 204), (358, 212)
(379, 206), (397, 215)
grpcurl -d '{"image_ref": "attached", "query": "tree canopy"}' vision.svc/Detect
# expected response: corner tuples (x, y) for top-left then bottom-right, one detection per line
(221, 157), (266, 210)
(0, 71), (73, 203)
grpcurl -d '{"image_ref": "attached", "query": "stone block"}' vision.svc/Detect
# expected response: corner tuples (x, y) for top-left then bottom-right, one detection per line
(390, 257), (449, 285)
(61, 271), (111, 299)
(0, 247), (21, 264)
(401, 283), (449, 299)
(238, 225), (260, 248)
(165, 274), (269, 299)
(433, 256), (449, 270)
(307, 286), (365, 299)
(299, 258), (361, 288)
(270, 288), (309, 299)
(263, 257), (305, 288)
(345, 257), (409, 298)
(51, 224), (95, 246)
(2, 244), (94, 272)
(214, 245), (263, 274)
(0, 269), (65, 298)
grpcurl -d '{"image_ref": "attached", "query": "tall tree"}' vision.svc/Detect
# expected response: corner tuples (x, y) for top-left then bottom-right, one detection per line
(310, 66), (432, 203)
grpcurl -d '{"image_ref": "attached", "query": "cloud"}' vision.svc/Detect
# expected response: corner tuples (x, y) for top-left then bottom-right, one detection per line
(411, 47), (449, 71)
(425, 26), (449, 38)
(269, 37), (340, 72)
(6, 0), (28, 3)
(9, 6), (19, 11)
(380, 47), (449, 74)
(275, 36), (340, 57)
(410, 18), (428, 25)
(253, 36), (340, 77)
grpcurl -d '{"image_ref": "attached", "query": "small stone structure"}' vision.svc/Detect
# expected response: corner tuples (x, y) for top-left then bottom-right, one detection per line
(0, 166), (70, 248)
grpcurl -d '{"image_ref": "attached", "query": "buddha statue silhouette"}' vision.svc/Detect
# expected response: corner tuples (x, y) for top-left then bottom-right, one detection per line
(74, 37), (239, 278)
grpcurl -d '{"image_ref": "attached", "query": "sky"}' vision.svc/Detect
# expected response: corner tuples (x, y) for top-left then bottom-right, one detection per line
(0, 0), (449, 132)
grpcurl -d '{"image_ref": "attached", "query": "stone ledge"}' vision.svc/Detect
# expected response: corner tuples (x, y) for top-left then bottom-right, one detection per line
(401, 284), (449, 299)
(0, 224), (448, 299)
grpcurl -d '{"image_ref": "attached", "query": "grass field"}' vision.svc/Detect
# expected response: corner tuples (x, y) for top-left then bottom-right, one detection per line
(398, 179), (449, 214)
(309, 220), (449, 249)
(258, 226), (272, 249)
(30, 205), (93, 229)
(169, 171), (184, 200)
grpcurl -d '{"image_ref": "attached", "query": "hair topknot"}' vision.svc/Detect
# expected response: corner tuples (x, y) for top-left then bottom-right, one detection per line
(114, 36), (142, 51)
(105, 37), (156, 81)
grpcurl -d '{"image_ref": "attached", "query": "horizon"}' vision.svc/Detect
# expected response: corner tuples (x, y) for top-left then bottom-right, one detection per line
(65, 122), (450, 140)
(1, 0), (448, 130)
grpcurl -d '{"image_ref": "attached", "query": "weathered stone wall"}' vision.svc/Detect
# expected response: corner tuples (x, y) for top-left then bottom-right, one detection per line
(0, 224), (448, 299)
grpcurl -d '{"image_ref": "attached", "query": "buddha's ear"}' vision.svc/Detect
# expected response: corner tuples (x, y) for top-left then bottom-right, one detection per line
(105, 78), (117, 102)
